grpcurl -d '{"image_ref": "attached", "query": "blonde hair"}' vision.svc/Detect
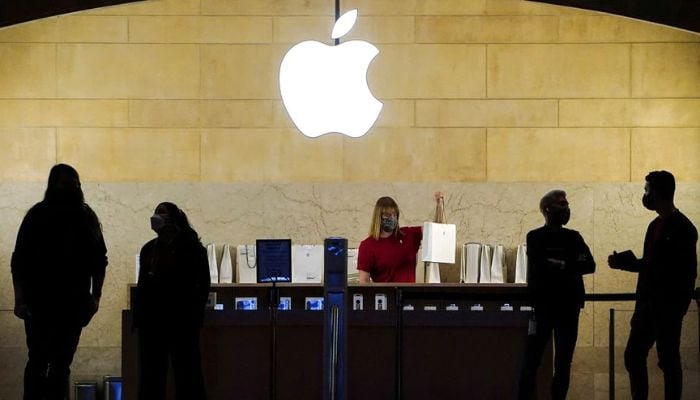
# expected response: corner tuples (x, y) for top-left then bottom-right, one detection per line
(369, 196), (401, 240)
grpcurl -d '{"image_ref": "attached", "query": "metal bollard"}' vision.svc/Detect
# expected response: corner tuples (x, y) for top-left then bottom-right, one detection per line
(74, 381), (97, 400)
(104, 376), (122, 400)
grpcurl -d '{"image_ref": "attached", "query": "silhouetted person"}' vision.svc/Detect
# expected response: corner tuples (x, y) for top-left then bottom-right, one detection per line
(518, 190), (595, 400)
(608, 171), (697, 400)
(11, 164), (108, 400)
(134, 202), (210, 400)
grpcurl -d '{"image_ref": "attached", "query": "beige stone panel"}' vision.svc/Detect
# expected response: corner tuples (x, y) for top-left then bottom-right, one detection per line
(337, 0), (416, 15)
(0, 100), (128, 127)
(56, 16), (128, 43)
(57, 128), (200, 181)
(560, 99), (700, 127)
(0, 44), (55, 98)
(0, 16), (127, 43)
(272, 99), (413, 128)
(129, 100), (200, 127)
(488, 44), (629, 98)
(631, 128), (700, 182)
(631, 43), (700, 98)
(201, 129), (343, 181)
(487, 128), (630, 182)
(129, 16), (272, 44)
(276, 16), (413, 44)
(201, 45), (284, 99)
(85, 0), (200, 15)
(201, 0), (331, 15)
(342, 128), (486, 182)
(486, 0), (588, 15)
(415, 0), (487, 15)
(559, 16), (700, 43)
(201, 100), (274, 127)
(273, 17), (332, 44)
(0, 128), (56, 181)
(370, 44), (486, 99)
(345, 0), (487, 15)
(57, 44), (199, 99)
(272, 101), (295, 127)
(344, 17), (415, 44)
(374, 100), (415, 127)
(0, 18), (57, 42)
(416, 99), (557, 127)
(416, 16), (558, 43)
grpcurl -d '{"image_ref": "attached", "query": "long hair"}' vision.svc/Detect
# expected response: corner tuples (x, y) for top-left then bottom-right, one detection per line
(44, 163), (85, 205)
(368, 196), (401, 240)
(156, 202), (202, 246)
(42, 164), (103, 242)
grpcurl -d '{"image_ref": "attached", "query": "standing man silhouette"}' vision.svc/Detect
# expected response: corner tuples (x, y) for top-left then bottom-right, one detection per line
(609, 171), (697, 400)
(518, 189), (595, 400)
(11, 164), (108, 400)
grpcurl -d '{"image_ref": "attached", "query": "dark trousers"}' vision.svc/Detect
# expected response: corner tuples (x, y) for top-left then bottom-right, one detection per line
(23, 318), (83, 400)
(625, 301), (686, 400)
(518, 307), (580, 400)
(138, 326), (207, 400)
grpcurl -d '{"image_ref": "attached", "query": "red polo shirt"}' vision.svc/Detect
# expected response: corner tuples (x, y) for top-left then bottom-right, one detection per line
(357, 226), (422, 283)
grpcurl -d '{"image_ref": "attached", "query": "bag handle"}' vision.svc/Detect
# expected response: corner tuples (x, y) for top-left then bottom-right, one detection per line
(434, 196), (446, 223)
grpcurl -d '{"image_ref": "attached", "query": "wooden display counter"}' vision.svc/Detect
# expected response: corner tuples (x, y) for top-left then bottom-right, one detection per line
(122, 284), (552, 400)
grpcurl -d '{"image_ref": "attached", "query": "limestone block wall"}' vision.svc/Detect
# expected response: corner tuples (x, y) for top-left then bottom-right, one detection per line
(0, 0), (698, 399)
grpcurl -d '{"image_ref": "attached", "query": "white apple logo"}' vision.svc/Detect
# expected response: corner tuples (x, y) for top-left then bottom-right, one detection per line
(279, 10), (383, 138)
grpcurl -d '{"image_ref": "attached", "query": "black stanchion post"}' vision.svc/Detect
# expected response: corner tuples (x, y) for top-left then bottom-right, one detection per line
(609, 308), (615, 400)
(395, 287), (403, 400)
(323, 238), (348, 400)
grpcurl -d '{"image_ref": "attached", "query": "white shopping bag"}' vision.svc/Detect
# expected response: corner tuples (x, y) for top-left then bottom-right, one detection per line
(425, 262), (440, 283)
(134, 254), (140, 283)
(347, 248), (359, 283)
(515, 244), (528, 284)
(236, 244), (257, 283)
(420, 222), (456, 264)
(490, 245), (505, 283)
(479, 244), (492, 283)
(462, 243), (481, 283)
(219, 244), (233, 283)
(207, 243), (219, 284)
(292, 244), (324, 283)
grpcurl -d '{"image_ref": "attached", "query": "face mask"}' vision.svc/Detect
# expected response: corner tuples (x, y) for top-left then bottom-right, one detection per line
(547, 208), (570, 226)
(642, 193), (656, 211)
(150, 215), (166, 232)
(381, 217), (397, 233)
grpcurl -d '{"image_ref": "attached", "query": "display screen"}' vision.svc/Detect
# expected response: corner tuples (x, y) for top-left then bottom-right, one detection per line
(256, 239), (292, 283)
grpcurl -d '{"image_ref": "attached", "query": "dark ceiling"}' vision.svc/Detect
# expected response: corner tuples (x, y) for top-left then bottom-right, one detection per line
(529, 0), (699, 32)
(0, 1), (697, 32)
(0, 0), (144, 28)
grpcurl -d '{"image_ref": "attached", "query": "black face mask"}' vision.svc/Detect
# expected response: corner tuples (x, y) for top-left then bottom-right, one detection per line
(381, 217), (397, 233)
(54, 186), (83, 205)
(642, 193), (656, 211)
(547, 208), (570, 226)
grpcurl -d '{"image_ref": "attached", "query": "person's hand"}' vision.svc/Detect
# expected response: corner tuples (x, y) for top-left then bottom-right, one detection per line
(608, 250), (636, 270)
(434, 191), (444, 202)
(89, 295), (101, 315)
(14, 301), (30, 320)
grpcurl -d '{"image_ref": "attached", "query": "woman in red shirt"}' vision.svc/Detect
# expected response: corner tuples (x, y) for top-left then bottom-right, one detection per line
(358, 193), (442, 283)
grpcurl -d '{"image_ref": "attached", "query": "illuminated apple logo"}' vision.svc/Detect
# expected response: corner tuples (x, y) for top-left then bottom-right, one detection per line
(279, 10), (383, 138)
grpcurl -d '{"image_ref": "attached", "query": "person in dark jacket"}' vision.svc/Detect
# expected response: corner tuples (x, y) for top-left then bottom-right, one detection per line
(11, 164), (108, 400)
(134, 202), (210, 400)
(608, 170), (697, 400)
(518, 189), (595, 400)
